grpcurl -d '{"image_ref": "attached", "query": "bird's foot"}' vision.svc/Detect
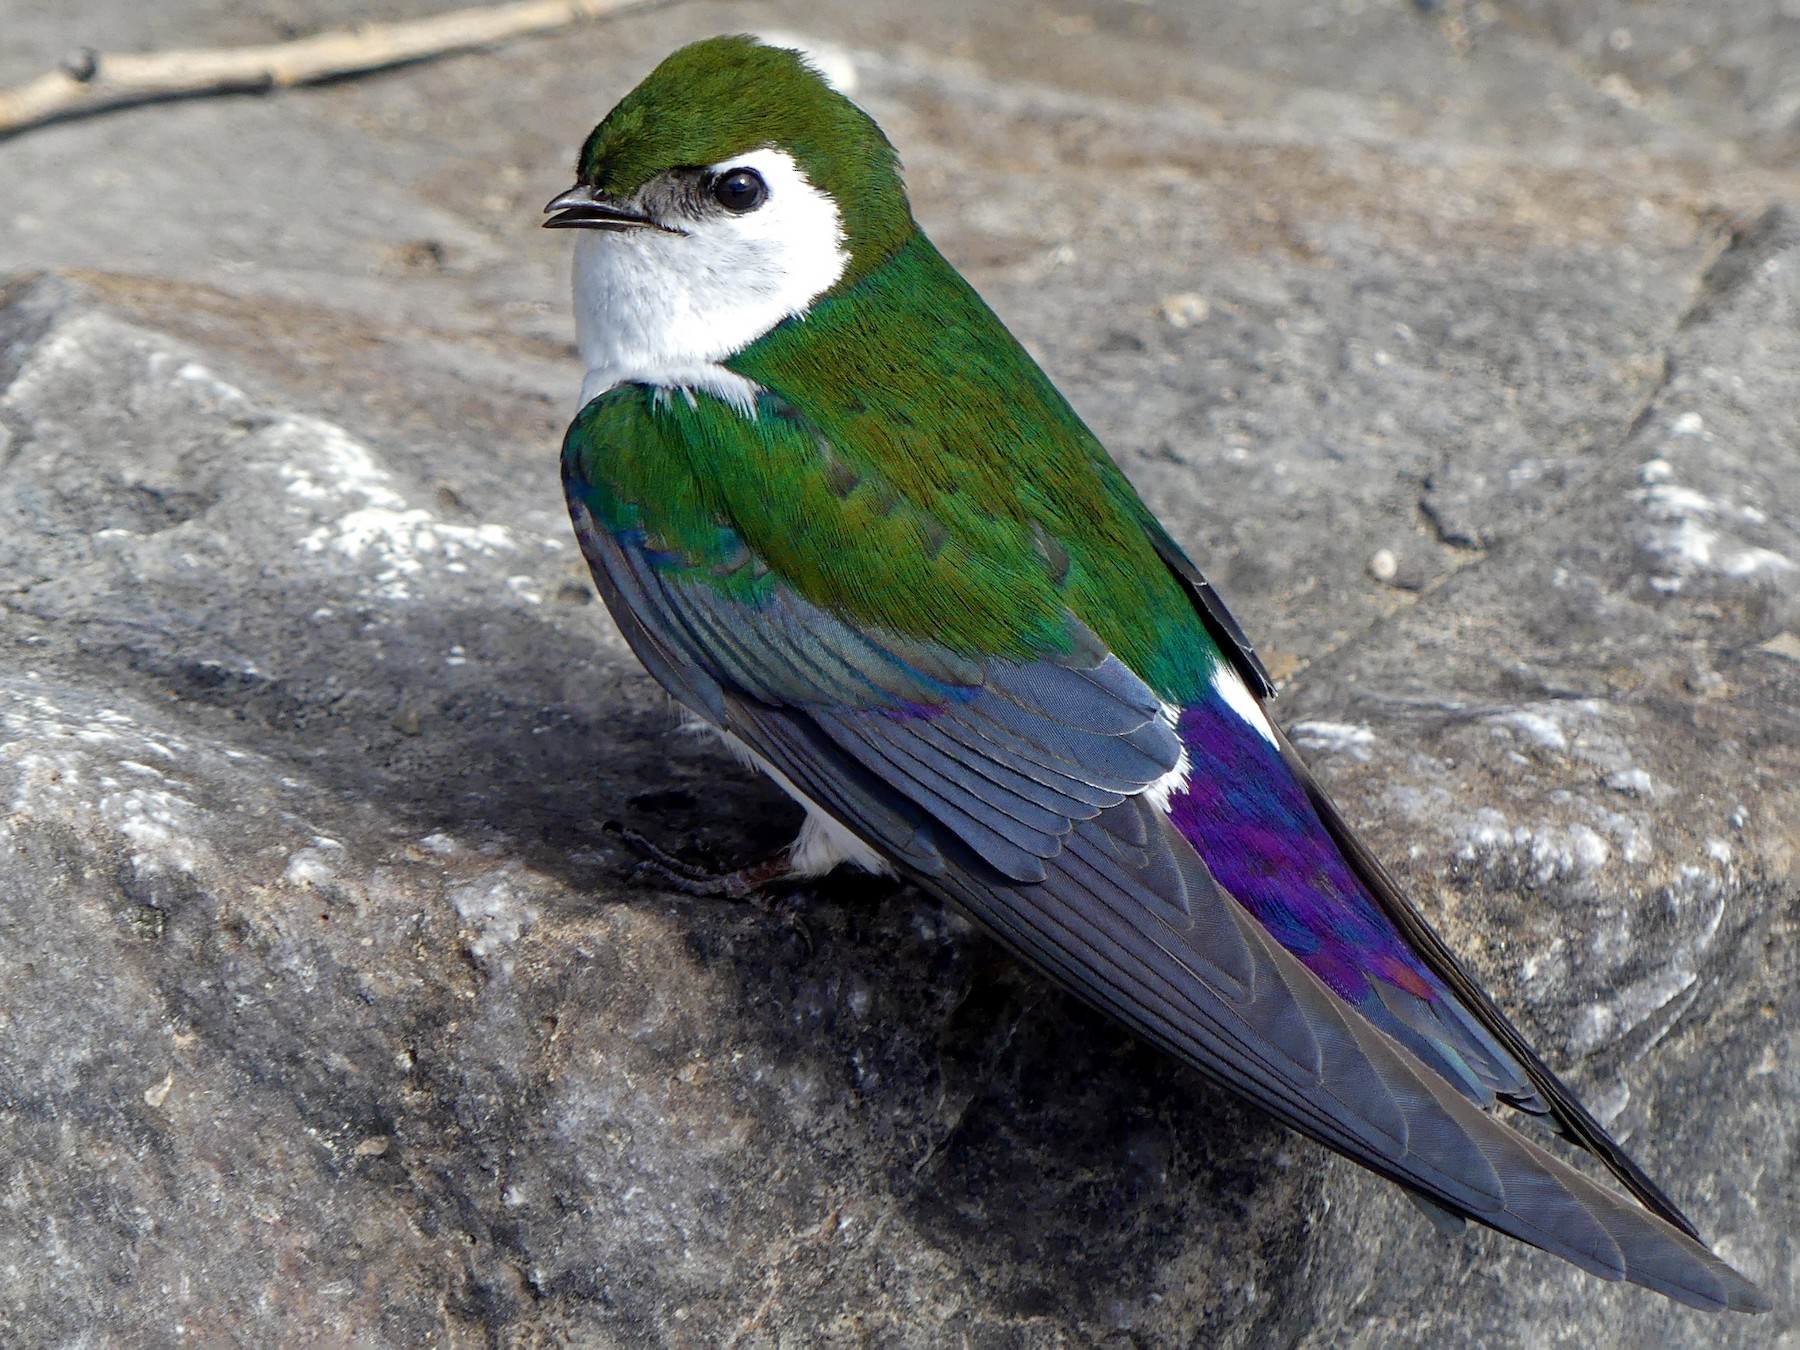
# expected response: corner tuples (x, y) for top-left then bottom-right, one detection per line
(606, 824), (797, 906)
(608, 824), (815, 957)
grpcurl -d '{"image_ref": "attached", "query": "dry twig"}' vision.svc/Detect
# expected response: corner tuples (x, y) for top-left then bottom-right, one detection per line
(0, 0), (658, 137)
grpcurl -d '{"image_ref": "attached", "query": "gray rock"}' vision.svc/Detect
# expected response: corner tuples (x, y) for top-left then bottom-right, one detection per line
(0, 1), (1794, 1344)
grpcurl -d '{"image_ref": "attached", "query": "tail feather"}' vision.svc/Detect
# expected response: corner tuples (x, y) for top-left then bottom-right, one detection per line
(1270, 723), (1711, 1240)
(715, 693), (1769, 1313)
(1162, 673), (1707, 1243)
(918, 799), (1770, 1313)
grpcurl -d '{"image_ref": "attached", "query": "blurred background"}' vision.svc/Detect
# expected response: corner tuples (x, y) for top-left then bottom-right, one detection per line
(0, 2), (1794, 1345)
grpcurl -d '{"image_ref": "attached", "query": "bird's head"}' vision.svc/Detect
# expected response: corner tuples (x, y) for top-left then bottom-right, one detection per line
(546, 36), (914, 397)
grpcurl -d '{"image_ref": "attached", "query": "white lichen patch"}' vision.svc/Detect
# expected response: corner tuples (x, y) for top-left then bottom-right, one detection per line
(170, 359), (253, 412)
(1454, 786), (1733, 1058)
(1290, 720), (1377, 761)
(102, 787), (203, 874)
(1479, 699), (1620, 760)
(1569, 967), (1698, 1058)
(1516, 937), (1570, 1000)
(1565, 822), (1611, 870)
(1382, 781), (1453, 823)
(1635, 459), (1796, 591)
(263, 415), (518, 601)
(450, 870), (540, 980)
(1451, 797), (1653, 889)
(9, 309), (554, 612)
(284, 848), (339, 888)
(1467, 817), (1605, 883)
(0, 313), (112, 407)
(2, 685), (208, 875)
(1477, 701), (1662, 804)
(1584, 1077), (1630, 1128)
(1594, 806), (1654, 865)
(1484, 707), (1572, 752)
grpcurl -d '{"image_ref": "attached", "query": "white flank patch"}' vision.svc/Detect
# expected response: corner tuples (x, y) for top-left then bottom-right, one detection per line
(573, 147), (849, 413)
(1212, 665), (1279, 747)
(788, 808), (890, 877)
(705, 724), (893, 878)
(1142, 700), (1192, 813)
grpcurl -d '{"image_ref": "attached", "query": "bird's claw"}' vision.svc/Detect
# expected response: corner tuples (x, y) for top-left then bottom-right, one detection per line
(606, 822), (799, 905)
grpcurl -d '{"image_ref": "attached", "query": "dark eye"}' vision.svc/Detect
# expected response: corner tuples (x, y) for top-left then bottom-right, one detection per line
(712, 168), (768, 214)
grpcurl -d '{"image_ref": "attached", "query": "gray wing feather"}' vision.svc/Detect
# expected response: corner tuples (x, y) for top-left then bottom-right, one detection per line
(751, 720), (1769, 1313)
(572, 505), (1181, 881)
(1272, 722), (1709, 1237)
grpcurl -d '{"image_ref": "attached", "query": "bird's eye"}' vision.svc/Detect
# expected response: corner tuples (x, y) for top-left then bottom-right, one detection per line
(712, 168), (768, 214)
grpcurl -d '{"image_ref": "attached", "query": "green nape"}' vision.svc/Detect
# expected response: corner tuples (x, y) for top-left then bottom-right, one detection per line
(578, 36), (913, 288)
(563, 228), (1225, 706)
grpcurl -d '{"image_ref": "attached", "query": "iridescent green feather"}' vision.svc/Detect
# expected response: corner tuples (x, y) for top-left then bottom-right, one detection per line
(563, 230), (1223, 705)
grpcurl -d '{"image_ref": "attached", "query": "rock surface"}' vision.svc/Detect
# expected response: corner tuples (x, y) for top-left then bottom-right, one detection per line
(1, 1), (1796, 1344)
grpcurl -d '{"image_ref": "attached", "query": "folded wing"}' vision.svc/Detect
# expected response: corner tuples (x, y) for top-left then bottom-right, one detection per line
(563, 387), (1766, 1313)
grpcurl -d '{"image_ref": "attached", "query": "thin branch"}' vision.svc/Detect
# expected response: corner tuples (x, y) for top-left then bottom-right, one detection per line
(0, 0), (659, 138)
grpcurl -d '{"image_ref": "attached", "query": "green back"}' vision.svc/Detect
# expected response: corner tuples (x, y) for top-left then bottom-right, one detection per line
(565, 228), (1222, 706)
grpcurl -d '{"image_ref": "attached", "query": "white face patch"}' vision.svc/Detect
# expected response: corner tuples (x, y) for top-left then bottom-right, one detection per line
(571, 147), (850, 413)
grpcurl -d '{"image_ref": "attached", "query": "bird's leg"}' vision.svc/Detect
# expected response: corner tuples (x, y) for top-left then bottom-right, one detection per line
(607, 824), (797, 904)
(609, 824), (816, 956)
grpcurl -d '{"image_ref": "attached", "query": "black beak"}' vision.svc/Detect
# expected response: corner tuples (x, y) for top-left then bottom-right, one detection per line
(542, 184), (675, 232)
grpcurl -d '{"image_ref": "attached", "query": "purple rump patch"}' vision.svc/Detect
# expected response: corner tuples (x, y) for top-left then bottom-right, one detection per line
(1164, 693), (1442, 1008)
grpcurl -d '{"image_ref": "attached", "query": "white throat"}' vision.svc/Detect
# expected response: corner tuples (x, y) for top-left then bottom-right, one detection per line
(571, 147), (850, 413)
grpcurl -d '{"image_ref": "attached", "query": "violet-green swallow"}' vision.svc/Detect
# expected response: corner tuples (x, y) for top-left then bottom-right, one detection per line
(544, 35), (1765, 1313)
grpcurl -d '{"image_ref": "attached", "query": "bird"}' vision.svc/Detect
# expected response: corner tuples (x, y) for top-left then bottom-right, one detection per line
(542, 34), (1766, 1314)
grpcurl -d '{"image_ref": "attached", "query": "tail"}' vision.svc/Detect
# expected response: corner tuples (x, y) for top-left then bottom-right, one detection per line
(1164, 668), (1719, 1240)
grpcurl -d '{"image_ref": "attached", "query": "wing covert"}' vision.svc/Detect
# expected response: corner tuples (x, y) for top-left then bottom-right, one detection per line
(563, 391), (1186, 883)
